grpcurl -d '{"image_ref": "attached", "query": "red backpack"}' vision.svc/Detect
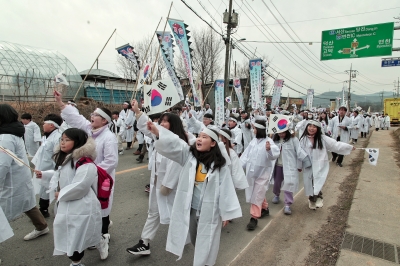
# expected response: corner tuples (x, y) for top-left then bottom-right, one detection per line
(75, 157), (114, 209)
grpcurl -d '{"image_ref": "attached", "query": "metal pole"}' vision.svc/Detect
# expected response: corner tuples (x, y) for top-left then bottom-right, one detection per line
(73, 28), (116, 101)
(348, 63), (352, 110)
(223, 0), (233, 99)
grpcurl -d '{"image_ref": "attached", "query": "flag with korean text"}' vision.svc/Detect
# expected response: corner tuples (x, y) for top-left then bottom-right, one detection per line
(271, 79), (284, 108)
(214, 79), (225, 126)
(54, 71), (69, 86)
(142, 78), (180, 115)
(365, 148), (379, 166)
(249, 59), (262, 109)
(306, 89), (314, 110)
(168, 19), (200, 106)
(233, 77), (245, 109)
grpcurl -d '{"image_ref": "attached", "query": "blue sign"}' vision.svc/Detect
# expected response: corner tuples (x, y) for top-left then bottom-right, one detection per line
(381, 58), (400, 67)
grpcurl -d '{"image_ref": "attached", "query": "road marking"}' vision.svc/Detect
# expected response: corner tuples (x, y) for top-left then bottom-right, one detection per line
(228, 187), (305, 266)
(116, 165), (148, 175)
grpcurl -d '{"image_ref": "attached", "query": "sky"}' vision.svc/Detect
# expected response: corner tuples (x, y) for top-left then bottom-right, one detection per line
(1, 0), (400, 98)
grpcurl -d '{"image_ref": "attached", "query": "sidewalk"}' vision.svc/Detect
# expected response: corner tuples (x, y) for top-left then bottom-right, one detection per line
(337, 128), (400, 265)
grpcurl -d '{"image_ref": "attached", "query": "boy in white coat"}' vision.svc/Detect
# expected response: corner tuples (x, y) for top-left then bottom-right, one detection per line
(21, 113), (41, 157)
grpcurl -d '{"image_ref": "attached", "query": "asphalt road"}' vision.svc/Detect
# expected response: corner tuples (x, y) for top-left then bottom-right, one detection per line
(0, 143), (305, 266)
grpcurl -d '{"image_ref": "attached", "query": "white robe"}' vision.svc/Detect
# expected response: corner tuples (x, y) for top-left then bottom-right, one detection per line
(350, 115), (362, 139)
(299, 135), (353, 196)
(120, 109), (135, 142)
(361, 117), (371, 133)
(61, 105), (118, 217)
(240, 119), (253, 150)
(24, 121), (41, 157)
(0, 206), (14, 243)
(0, 134), (36, 221)
(32, 129), (61, 198)
(273, 137), (302, 193)
(240, 138), (280, 205)
(384, 116), (390, 129)
(41, 138), (102, 257)
(230, 125), (243, 154)
(154, 127), (241, 266)
(228, 148), (248, 190)
(327, 115), (351, 143)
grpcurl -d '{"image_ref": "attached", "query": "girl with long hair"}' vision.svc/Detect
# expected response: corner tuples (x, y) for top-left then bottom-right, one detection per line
(271, 126), (301, 215)
(146, 121), (241, 266)
(39, 128), (106, 265)
(240, 120), (280, 230)
(299, 120), (355, 210)
(318, 111), (329, 135)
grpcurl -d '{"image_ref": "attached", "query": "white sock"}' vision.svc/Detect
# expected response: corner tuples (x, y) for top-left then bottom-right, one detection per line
(142, 239), (149, 245)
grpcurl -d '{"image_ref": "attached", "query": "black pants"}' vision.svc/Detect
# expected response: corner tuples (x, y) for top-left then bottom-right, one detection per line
(39, 198), (49, 211)
(69, 251), (84, 262)
(375, 128), (379, 131)
(127, 141), (132, 148)
(331, 136), (344, 163)
(102, 215), (110, 234)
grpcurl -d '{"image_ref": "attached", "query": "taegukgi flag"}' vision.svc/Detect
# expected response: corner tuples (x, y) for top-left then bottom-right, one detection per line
(54, 71), (69, 86)
(365, 148), (379, 166)
(143, 78), (180, 115)
(268, 114), (293, 134)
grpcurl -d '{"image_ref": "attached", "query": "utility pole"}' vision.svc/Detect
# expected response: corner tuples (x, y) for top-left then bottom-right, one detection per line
(380, 90), (385, 112)
(394, 77), (400, 97)
(223, 1), (238, 98)
(344, 63), (358, 110)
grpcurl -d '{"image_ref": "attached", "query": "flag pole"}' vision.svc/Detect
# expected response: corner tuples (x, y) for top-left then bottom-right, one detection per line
(73, 29), (117, 101)
(131, 17), (163, 101)
(149, 2), (173, 84)
(202, 81), (215, 108)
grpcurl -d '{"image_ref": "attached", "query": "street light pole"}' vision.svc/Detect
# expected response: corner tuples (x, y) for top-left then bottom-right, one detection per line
(223, 0), (233, 98)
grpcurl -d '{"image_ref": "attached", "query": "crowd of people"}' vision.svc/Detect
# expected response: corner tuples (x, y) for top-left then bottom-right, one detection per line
(2, 92), (389, 265)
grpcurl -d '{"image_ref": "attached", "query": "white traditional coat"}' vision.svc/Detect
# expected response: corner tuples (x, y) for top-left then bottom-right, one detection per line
(24, 121), (41, 157)
(0, 133), (37, 221)
(61, 105), (118, 217)
(361, 116), (371, 133)
(350, 114), (362, 139)
(0, 206), (13, 243)
(273, 137), (302, 193)
(230, 125), (243, 154)
(384, 116), (390, 129)
(32, 129), (61, 198)
(119, 109), (135, 142)
(372, 115), (381, 128)
(41, 138), (102, 256)
(327, 115), (351, 143)
(295, 119), (308, 138)
(228, 148), (248, 190)
(240, 137), (280, 205)
(154, 127), (242, 266)
(299, 135), (353, 196)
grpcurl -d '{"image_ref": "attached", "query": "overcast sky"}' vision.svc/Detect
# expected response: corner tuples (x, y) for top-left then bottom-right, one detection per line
(1, 0), (399, 97)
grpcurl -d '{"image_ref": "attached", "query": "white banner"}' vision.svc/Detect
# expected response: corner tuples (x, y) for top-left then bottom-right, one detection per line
(214, 79), (225, 126)
(365, 148), (379, 166)
(271, 79), (284, 108)
(143, 78), (180, 115)
(233, 78), (244, 109)
(194, 78), (203, 106)
(268, 114), (293, 134)
(249, 59), (262, 109)
(306, 89), (314, 110)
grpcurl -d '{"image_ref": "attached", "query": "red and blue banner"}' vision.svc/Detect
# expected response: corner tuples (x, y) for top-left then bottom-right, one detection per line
(249, 58), (262, 109)
(116, 44), (140, 71)
(214, 79), (225, 126)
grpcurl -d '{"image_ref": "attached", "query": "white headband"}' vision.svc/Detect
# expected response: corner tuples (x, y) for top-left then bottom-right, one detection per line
(307, 120), (321, 128)
(95, 108), (111, 123)
(67, 101), (77, 107)
(123, 101), (130, 105)
(44, 120), (60, 129)
(229, 117), (238, 123)
(202, 127), (219, 142)
(219, 130), (231, 141)
(253, 122), (266, 129)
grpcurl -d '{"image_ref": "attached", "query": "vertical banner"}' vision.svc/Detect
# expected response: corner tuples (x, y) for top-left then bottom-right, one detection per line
(137, 63), (152, 91)
(214, 79), (225, 126)
(233, 77), (244, 109)
(156, 31), (184, 100)
(306, 89), (314, 110)
(116, 44), (140, 71)
(249, 58), (262, 109)
(270, 79), (284, 108)
(168, 19), (200, 106)
(143, 78), (180, 115)
(194, 78), (204, 106)
(342, 86), (347, 108)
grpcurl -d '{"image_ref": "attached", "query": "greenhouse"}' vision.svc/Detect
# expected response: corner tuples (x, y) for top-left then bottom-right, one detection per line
(0, 41), (83, 101)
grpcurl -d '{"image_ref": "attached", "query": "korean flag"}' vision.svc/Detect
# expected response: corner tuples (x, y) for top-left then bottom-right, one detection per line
(143, 78), (180, 115)
(365, 148), (379, 166)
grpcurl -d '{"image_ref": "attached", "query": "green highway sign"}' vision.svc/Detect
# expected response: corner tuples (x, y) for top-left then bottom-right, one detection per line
(321, 22), (394, 61)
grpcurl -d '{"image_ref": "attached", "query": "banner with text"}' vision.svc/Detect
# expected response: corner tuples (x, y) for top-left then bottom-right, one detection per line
(306, 89), (314, 110)
(270, 79), (284, 108)
(168, 19), (200, 106)
(249, 58), (262, 109)
(156, 31), (184, 100)
(233, 77), (244, 109)
(143, 78), (180, 115)
(214, 79), (225, 126)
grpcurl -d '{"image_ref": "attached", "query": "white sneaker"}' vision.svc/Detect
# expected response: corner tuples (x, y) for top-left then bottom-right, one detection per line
(69, 262), (85, 266)
(316, 198), (324, 208)
(108, 220), (113, 229)
(308, 200), (316, 210)
(24, 227), (49, 240)
(97, 235), (109, 260)
(119, 151), (124, 155)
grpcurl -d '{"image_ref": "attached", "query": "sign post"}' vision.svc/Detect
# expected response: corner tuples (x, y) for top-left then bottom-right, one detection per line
(321, 22), (394, 61)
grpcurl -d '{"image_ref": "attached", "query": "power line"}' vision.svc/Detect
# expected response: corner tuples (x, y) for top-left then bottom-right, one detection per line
(239, 6), (400, 27)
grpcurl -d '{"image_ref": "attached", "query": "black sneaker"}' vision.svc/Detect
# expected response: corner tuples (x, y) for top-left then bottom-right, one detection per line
(247, 218), (258, 230)
(336, 162), (343, 167)
(126, 240), (150, 255)
(260, 208), (269, 218)
(40, 209), (50, 218)
(331, 157), (336, 162)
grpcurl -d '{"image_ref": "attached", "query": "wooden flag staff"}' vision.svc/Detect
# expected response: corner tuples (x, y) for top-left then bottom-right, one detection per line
(202, 81), (215, 108)
(73, 29), (117, 101)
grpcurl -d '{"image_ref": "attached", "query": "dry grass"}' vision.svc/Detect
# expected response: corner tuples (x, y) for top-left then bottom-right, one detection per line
(305, 134), (370, 266)
(391, 128), (400, 168)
